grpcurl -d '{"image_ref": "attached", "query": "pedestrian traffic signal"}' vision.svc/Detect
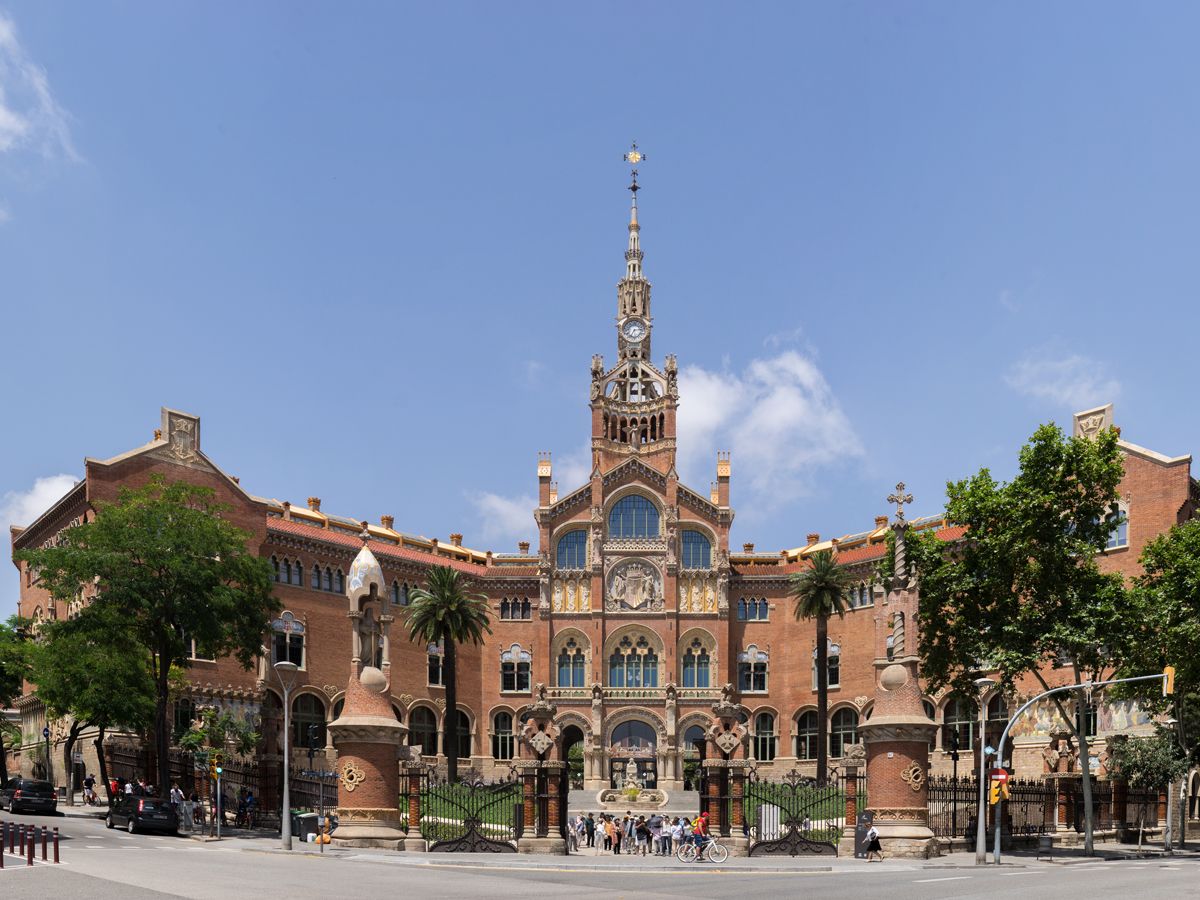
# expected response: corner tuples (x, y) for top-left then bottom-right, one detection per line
(209, 761), (218, 781)
(988, 780), (1009, 805)
(1163, 665), (1175, 696)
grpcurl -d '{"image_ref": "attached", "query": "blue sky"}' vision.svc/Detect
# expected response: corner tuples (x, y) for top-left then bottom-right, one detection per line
(2, 3), (1198, 617)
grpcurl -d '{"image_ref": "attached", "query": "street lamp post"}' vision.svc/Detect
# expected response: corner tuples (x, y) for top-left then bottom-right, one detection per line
(274, 660), (300, 851)
(973, 677), (996, 865)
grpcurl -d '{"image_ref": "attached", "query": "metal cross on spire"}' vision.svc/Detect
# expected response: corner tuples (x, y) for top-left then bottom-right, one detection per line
(624, 140), (646, 192)
(887, 482), (914, 522)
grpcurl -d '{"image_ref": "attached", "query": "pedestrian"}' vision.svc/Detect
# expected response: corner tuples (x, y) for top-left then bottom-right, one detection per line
(585, 812), (596, 848)
(608, 816), (620, 854)
(635, 815), (650, 856)
(602, 815), (613, 851)
(624, 814), (635, 850)
(648, 813), (663, 855)
(179, 787), (194, 835)
(865, 823), (883, 862)
(661, 816), (674, 856)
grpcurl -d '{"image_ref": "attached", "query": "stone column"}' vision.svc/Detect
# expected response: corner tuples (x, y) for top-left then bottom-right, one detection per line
(842, 745), (864, 844)
(859, 513), (938, 858)
(516, 684), (567, 854)
(328, 541), (407, 850)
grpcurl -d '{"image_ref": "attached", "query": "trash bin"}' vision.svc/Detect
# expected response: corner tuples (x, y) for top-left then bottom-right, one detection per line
(293, 812), (319, 842)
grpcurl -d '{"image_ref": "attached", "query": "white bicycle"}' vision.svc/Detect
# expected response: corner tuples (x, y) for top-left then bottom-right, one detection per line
(676, 835), (729, 863)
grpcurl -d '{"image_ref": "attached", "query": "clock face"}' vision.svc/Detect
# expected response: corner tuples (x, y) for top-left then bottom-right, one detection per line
(622, 319), (646, 342)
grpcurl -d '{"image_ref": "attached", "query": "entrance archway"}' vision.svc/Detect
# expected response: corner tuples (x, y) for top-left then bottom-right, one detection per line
(682, 724), (707, 790)
(561, 725), (585, 790)
(609, 719), (657, 789)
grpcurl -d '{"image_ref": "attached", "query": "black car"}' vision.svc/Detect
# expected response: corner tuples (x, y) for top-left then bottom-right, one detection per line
(106, 794), (178, 834)
(0, 778), (58, 815)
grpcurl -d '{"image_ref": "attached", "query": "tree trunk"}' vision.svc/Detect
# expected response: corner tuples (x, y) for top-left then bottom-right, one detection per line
(155, 647), (171, 797)
(444, 637), (459, 782)
(63, 722), (83, 806)
(0, 727), (9, 789)
(816, 615), (828, 788)
(1077, 701), (1095, 854)
(95, 727), (112, 804)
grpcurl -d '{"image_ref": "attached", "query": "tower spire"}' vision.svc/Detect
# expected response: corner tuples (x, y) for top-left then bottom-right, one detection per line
(624, 141), (645, 280)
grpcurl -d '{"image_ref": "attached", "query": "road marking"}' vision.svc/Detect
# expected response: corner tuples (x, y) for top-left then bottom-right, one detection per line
(86, 844), (104, 848)
(913, 876), (972, 883)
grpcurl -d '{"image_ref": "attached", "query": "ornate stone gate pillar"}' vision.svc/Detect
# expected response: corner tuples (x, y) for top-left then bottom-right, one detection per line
(859, 490), (938, 858)
(516, 684), (567, 854)
(327, 538), (408, 849)
(702, 685), (751, 856)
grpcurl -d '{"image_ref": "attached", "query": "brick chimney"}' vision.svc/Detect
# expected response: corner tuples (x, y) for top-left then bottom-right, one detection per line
(307, 497), (321, 512)
(742, 542), (755, 554)
(282, 501), (292, 521)
(874, 515), (888, 528)
(449, 533), (463, 547)
(806, 532), (820, 546)
(518, 541), (531, 555)
(381, 515), (394, 529)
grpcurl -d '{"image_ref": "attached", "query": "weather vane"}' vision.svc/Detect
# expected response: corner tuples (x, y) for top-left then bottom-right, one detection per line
(624, 141), (646, 192)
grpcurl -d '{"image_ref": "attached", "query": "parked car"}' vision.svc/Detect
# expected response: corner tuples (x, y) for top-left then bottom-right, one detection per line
(0, 778), (58, 815)
(106, 794), (178, 834)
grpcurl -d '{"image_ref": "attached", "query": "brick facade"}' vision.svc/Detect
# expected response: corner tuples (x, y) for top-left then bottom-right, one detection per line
(8, 199), (1196, 795)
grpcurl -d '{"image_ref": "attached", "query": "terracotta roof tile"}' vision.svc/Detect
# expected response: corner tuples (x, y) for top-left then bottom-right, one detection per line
(267, 518), (487, 576)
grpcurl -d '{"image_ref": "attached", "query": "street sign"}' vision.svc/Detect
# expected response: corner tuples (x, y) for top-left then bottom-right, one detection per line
(990, 768), (1009, 783)
(42, 726), (50, 739)
(72, 751), (83, 764)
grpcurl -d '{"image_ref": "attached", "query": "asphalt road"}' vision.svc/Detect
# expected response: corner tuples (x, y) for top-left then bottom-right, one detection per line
(1, 808), (1198, 899)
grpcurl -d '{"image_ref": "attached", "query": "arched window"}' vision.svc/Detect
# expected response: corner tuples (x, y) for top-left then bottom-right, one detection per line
(271, 556), (280, 581)
(737, 598), (747, 620)
(427, 641), (444, 686)
(293, 694), (326, 749)
(172, 697), (196, 742)
(400, 583), (410, 606)
(795, 710), (818, 760)
(492, 711), (515, 760)
(812, 641), (841, 689)
(943, 695), (977, 750)
(754, 713), (777, 761)
(271, 611), (305, 667)
(611, 720), (657, 751)
(608, 495), (660, 539)
(683, 724), (707, 758)
(520, 598), (531, 619)
(311, 564), (320, 589)
(409, 707), (438, 757)
(1106, 501), (1129, 549)
(322, 567), (333, 592)
(334, 569), (345, 593)
(391, 581), (401, 605)
(608, 635), (659, 688)
(556, 531), (588, 569)
(282, 559), (293, 584)
(557, 638), (587, 688)
(681, 638), (711, 688)
(500, 644), (532, 693)
(500, 599), (511, 620)
(738, 598), (768, 621)
(681, 531), (711, 569)
(738, 645), (769, 693)
(292, 561), (303, 586)
(450, 710), (471, 758)
(830, 708), (859, 758)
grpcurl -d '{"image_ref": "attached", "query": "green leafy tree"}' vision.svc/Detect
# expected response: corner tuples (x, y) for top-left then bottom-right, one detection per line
(29, 604), (156, 803)
(177, 706), (259, 757)
(1118, 518), (1200, 763)
(16, 476), (278, 796)
(405, 566), (492, 781)
(790, 549), (851, 786)
(0, 617), (30, 787)
(909, 423), (1131, 854)
(1108, 731), (1189, 791)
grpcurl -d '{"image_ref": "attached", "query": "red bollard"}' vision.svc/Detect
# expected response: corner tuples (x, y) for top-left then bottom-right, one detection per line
(53, 827), (60, 863)
(18, 824), (24, 855)
(26, 827), (33, 866)
(41, 825), (47, 861)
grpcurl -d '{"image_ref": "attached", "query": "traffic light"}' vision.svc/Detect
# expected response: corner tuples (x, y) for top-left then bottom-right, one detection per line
(989, 781), (1001, 805)
(209, 760), (218, 781)
(1163, 665), (1175, 697)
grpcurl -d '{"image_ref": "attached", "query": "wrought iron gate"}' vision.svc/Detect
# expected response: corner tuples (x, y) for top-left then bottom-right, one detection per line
(420, 769), (522, 852)
(746, 770), (841, 856)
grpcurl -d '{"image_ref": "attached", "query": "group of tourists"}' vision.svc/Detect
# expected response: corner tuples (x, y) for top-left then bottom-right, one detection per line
(567, 811), (710, 857)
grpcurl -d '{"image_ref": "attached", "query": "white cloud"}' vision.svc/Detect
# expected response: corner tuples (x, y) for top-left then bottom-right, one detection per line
(677, 349), (863, 510)
(1, 473), (78, 616)
(468, 491), (537, 549)
(1004, 352), (1121, 410)
(0, 12), (78, 161)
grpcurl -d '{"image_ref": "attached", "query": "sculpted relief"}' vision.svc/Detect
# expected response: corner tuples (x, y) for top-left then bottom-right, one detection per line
(552, 576), (591, 613)
(676, 574), (718, 614)
(606, 560), (664, 612)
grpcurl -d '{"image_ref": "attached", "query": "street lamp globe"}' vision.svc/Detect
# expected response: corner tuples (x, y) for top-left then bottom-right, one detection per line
(274, 659), (299, 689)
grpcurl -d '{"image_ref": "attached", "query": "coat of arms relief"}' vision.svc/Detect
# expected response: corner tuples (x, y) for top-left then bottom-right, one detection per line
(606, 560), (664, 612)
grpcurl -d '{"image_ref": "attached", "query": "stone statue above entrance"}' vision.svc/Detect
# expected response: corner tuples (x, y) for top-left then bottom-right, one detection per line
(606, 559), (664, 612)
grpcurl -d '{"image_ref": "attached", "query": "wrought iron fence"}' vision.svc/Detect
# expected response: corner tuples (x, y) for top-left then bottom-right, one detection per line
(1124, 787), (1160, 830)
(1066, 780), (1114, 833)
(745, 769), (848, 856)
(1006, 778), (1052, 836)
(418, 768), (522, 852)
(928, 776), (978, 839)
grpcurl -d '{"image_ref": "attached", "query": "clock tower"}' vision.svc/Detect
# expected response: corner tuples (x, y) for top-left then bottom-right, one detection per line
(588, 145), (679, 477)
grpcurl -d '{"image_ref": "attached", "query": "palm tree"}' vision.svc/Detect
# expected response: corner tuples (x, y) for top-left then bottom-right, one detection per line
(405, 566), (492, 781)
(789, 549), (851, 786)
